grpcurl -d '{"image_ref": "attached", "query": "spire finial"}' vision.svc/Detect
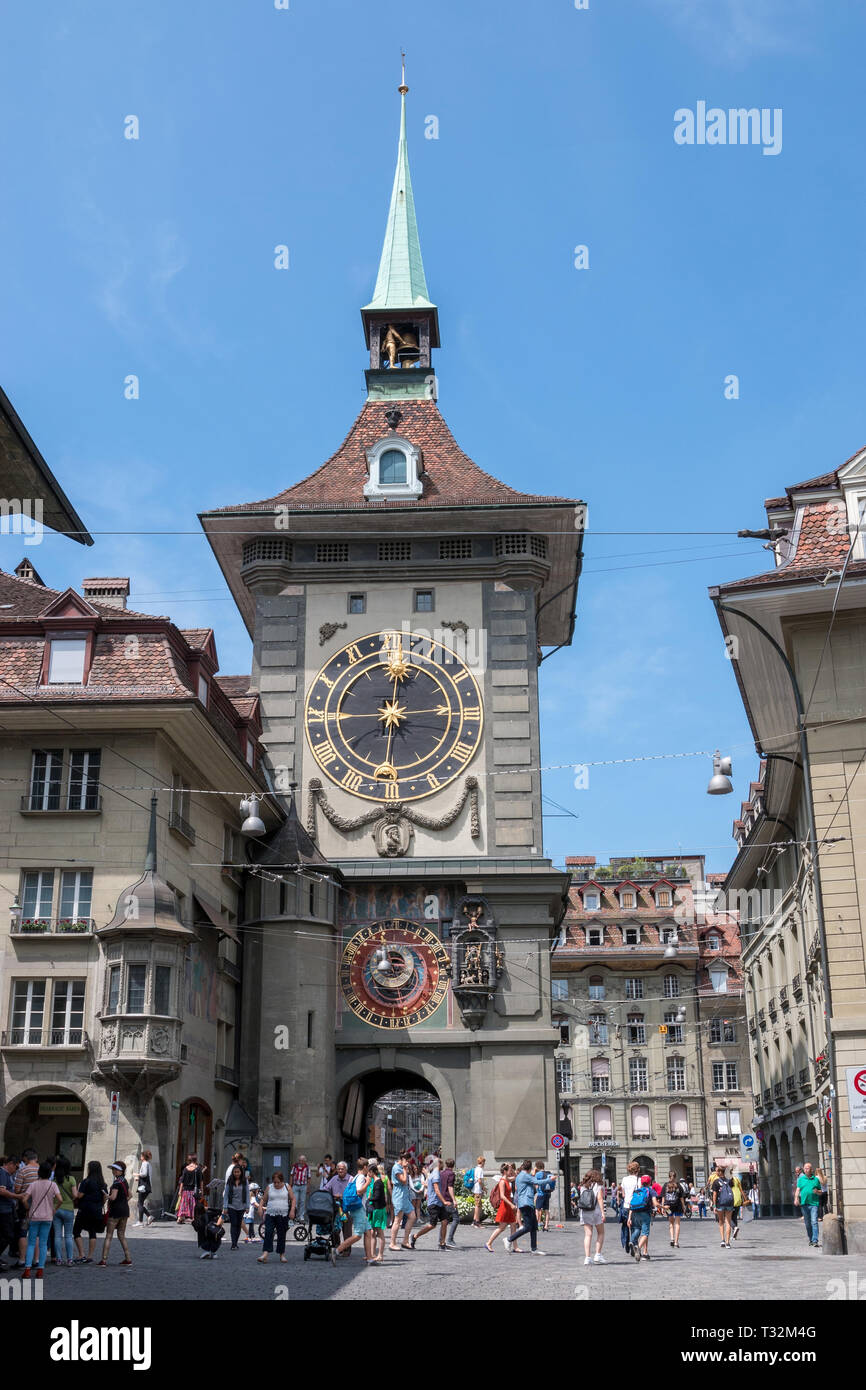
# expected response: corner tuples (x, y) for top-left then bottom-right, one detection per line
(399, 50), (408, 96)
(144, 794), (158, 872)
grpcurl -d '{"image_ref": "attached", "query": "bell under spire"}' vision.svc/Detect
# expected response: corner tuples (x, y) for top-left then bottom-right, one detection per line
(361, 56), (440, 390)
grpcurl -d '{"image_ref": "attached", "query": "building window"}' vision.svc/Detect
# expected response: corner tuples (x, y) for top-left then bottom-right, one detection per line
(715, 1108), (741, 1137)
(666, 1056), (686, 1091)
(709, 1017), (736, 1043)
(588, 976), (605, 1000)
(10, 980), (46, 1044)
(625, 978), (643, 1000)
(245, 737), (255, 768)
(558, 1021), (571, 1046)
(51, 980), (85, 1045)
(709, 967), (728, 994)
(627, 1014), (646, 1046)
(623, 928), (640, 946)
(197, 675), (209, 705)
(583, 892), (600, 911)
(586, 927), (603, 946)
(29, 751), (62, 811)
(556, 1059), (573, 1092)
(670, 1103), (689, 1138)
(309, 881), (316, 916)
(593, 1104), (612, 1137)
(712, 1062), (739, 1092)
(551, 978), (568, 1002)
(170, 774), (191, 824)
(67, 750), (101, 810)
(348, 593), (366, 614)
(619, 890), (636, 909)
(107, 967), (120, 1014)
(414, 589), (434, 613)
(316, 542), (349, 564)
(707, 932), (721, 951)
(378, 540), (412, 562)
(629, 1058), (648, 1091)
(21, 870), (54, 928)
(153, 966), (172, 1015)
(655, 889), (672, 908)
(379, 448), (408, 485)
(126, 964), (147, 1014)
(47, 638), (86, 684)
(664, 1010), (684, 1044)
(663, 974), (680, 998)
(439, 537), (473, 560)
(59, 870), (93, 927)
(660, 927), (677, 945)
(631, 1102), (651, 1135)
(591, 1058), (610, 1093)
(589, 1013), (608, 1045)
(306, 1011), (314, 1049)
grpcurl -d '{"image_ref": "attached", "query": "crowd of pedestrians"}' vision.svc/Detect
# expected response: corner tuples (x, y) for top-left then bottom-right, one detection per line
(0, 1140), (828, 1278)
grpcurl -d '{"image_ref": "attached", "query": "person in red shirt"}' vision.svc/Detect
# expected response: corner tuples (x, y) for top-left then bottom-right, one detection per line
(290, 1156), (309, 1221)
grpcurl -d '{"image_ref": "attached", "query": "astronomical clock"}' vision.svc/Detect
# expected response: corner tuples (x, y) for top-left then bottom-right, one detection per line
(339, 921), (451, 1029)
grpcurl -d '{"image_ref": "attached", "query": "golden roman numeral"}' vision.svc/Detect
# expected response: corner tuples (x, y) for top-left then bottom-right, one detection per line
(383, 781), (400, 800)
(346, 644), (363, 665)
(453, 741), (473, 762)
(341, 770), (363, 792)
(319, 674), (335, 690)
(315, 739), (339, 767)
(307, 709), (324, 723)
(463, 707), (481, 721)
(426, 772), (441, 790)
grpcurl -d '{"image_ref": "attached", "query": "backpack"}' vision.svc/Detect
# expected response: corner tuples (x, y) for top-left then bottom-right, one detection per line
(464, 1169), (477, 1191)
(578, 1184), (597, 1212)
(629, 1184), (652, 1211)
(342, 1177), (362, 1213)
(715, 1178), (734, 1209)
(490, 1179), (503, 1208)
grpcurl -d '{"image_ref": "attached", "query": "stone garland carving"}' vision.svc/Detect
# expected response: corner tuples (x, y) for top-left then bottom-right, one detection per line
(307, 776), (480, 856)
(319, 621), (348, 647)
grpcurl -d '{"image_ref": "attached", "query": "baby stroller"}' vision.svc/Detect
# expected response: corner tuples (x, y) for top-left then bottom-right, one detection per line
(303, 1188), (339, 1265)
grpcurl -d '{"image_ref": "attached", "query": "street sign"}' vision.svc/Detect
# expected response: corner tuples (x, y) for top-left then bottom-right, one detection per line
(847, 1067), (866, 1133)
(826, 1106), (832, 1124)
(658, 1024), (668, 1034)
(550, 1133), (565, 1149)
(739, 1133), (755, 1160)
(109, 1091), (119, 1126)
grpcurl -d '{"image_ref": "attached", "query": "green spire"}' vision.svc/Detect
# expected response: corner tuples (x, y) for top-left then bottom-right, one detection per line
(363, 57), (435, 313)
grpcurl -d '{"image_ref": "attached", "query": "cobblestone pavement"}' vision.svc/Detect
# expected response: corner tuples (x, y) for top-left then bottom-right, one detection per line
(17, 1212), (866, 1301)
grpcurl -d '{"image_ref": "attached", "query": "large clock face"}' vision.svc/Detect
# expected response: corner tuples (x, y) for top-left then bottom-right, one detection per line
(305, 629), (483, 802)
(340, 921), (451, 1028)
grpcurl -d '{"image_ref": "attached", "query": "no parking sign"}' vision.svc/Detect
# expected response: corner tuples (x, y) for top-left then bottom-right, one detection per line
(846, 1067), (866, 1132)
(550, 1133), (566, 1149)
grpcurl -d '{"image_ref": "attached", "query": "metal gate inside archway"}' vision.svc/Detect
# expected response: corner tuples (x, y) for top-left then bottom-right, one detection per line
(340, 1069), (441, 1165)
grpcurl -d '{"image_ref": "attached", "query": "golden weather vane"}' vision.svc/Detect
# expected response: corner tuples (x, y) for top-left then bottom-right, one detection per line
(399, 50), (408, 95)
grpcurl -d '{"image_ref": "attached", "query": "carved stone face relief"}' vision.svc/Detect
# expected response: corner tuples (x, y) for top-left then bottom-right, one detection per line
(373, 814), (413, 857)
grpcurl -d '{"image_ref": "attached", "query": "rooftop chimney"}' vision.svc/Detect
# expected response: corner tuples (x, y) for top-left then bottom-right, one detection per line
(82, 577), (130, 611)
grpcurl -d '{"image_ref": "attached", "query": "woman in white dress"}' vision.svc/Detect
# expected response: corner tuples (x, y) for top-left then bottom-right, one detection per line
(577, 1168), (606, 1265)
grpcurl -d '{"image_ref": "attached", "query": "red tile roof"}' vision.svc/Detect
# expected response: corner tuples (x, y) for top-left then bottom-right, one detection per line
(209, 398), (571, 512)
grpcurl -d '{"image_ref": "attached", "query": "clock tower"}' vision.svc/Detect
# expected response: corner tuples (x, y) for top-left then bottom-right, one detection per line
(201, 68), (585, 1171)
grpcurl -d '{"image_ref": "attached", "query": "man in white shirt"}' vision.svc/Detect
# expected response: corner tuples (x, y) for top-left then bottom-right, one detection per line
(472, 1155), (486, 1228)
(620, 1160), (641, 1255)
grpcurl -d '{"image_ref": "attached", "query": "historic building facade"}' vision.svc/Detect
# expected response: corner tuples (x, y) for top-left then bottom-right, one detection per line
(0, 564), (271, 1202)
(552, 854), (751, 1189)
(713, 451), (866, 1250)
(201, 76), (584, 1172)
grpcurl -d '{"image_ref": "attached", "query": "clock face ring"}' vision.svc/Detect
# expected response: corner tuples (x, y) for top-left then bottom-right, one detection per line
(340, 921), (451, 1028)
(305, 630), (483, 801)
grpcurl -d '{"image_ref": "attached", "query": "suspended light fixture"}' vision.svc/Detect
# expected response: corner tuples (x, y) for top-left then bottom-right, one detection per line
(664, 935), (679, 959)
(240, 794), (266, 837)
(707, 751), (733, 795)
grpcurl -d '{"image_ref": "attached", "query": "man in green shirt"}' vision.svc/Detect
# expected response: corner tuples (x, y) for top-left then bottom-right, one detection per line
(796, 1163), (822, 1246)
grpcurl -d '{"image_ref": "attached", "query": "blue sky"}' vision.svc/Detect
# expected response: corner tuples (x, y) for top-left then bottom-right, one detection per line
(2, 0), (865, 872)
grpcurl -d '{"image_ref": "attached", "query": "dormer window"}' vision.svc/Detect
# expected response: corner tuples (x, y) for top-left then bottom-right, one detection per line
(707, 932), (721, 951)
(379, 448), (408, 485)
(198, 675), (209, 705)
(654, 888), (672, 908)
(47, 638), (86, 684)
(584, 892), (600, 911)
(619, 890), (636, 909)
(364, 435), (423, 500)
(623, 927), (640, 946)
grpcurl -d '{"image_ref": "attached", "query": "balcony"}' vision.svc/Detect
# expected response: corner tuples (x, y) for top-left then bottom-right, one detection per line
(799, 1067), (812, 1094)
(763, 1087), (772, 1107)
(773, 1081), (784, 1100)
(11, 918), (94, 936)
(168, 810), (196, 845)
(768, 997), (777, 1021)
(779, 986), (789, 1011)
(2, 1027), (87, 1048)
(793, 974), (803, 998)
(758, 1008), (766, 1029)
(215, 1064), (239, 1088)
(786, 1074), (796, 1095)
(20, 795), (102, 816)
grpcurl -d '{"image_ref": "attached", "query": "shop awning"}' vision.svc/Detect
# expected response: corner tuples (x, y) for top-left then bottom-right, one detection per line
(193, 895), (240, 943)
